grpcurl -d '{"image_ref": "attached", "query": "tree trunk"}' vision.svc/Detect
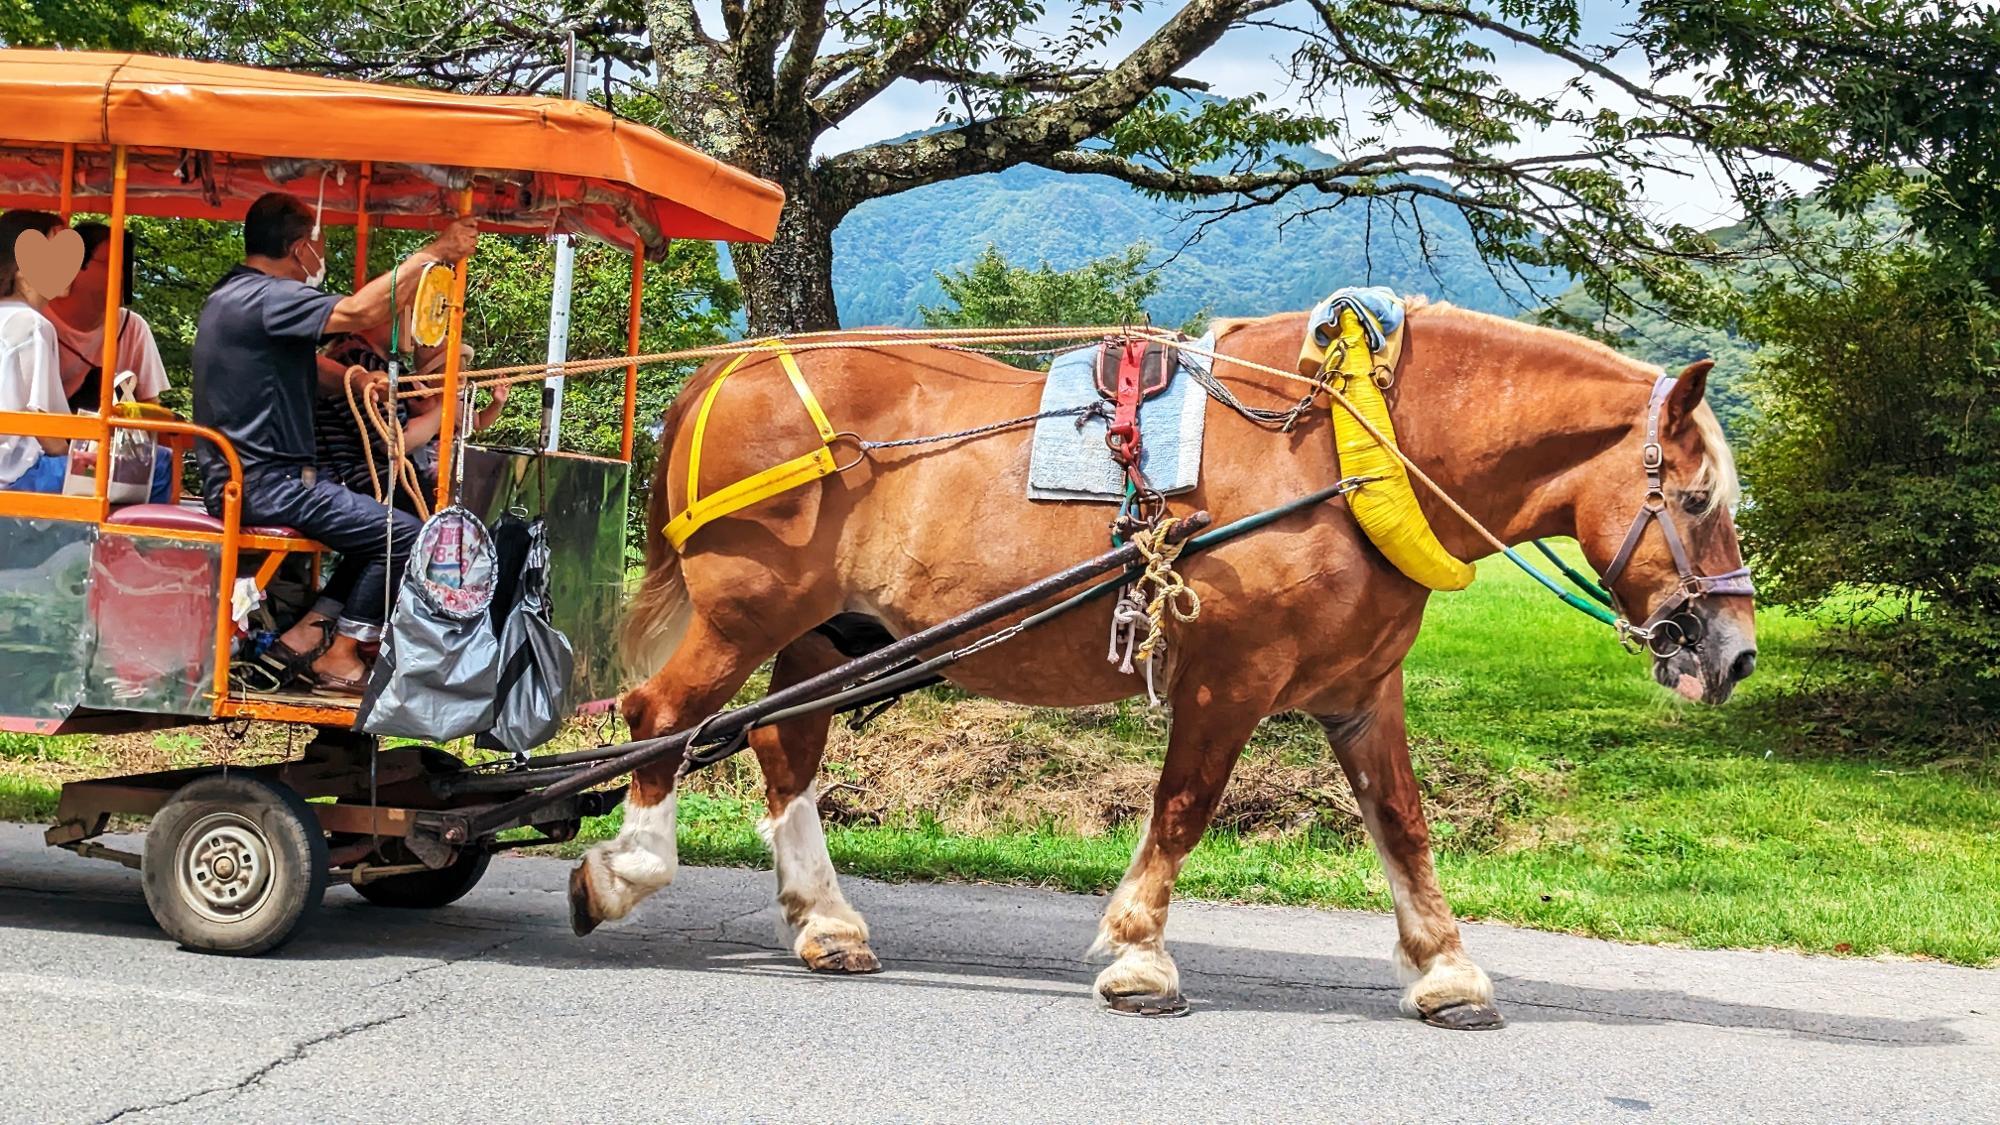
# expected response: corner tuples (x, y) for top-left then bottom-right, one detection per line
(731, 176), (843, 336)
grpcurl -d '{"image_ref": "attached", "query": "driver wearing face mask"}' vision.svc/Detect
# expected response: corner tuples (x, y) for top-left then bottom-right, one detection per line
(192, 191), (478, 695)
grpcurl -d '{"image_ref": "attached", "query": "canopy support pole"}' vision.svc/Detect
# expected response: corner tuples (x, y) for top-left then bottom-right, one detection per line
(433, 187), (475, 515)
(353, 161), (372, 292)
(57, 144), (74, 221)
(93, 147), (127, 521)
(620, 252), (645, 462)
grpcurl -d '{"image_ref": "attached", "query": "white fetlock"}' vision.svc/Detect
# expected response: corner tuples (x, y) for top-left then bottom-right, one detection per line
(1393, 942), (1494, 1017)
(760, 785), (878, 971)
(1094, 943), (1180, 1001)
(577, 795), (679, 924)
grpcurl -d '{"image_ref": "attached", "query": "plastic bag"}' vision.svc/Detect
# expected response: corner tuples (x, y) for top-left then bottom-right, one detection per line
(356, 506), (501, 741)
(479, 517), (573, 757)
(63, 371), (158, 505)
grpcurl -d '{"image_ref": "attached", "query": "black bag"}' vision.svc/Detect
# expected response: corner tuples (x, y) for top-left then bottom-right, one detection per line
(478, 517), (573, 757)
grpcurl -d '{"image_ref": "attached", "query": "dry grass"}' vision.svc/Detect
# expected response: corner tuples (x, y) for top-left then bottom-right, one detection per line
(677, 688), (1524, 851)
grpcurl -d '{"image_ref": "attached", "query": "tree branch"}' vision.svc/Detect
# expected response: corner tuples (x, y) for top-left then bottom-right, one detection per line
(820, 0), (1265, 205)
(814, 0), (980, 127)
(775, 0), (833, 120)
(805, 47), (870, 97)
(901, 62), (1213, 96)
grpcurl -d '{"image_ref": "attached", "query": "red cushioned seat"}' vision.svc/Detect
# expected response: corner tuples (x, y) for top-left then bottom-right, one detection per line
(106, 504), (309, 540)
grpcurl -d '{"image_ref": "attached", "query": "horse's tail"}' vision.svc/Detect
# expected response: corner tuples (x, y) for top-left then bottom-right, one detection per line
(621, 375), (702, 681)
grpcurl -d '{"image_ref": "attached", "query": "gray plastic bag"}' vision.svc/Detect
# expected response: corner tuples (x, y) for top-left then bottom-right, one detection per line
(357, 507), (501, 741)
(483, 518), (573, 756)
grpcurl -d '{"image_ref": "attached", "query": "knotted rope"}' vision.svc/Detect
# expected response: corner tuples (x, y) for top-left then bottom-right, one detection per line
(1132, 516), (1200, 667)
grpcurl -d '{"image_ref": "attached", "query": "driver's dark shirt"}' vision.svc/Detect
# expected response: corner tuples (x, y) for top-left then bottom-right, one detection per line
(191, 265), (340, 492)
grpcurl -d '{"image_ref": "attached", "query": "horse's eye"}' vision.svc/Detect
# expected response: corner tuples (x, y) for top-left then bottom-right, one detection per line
(1680, 490), (1711, 514)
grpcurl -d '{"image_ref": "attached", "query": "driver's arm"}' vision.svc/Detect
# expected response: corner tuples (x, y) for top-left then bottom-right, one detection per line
(322, 217), (479, 337)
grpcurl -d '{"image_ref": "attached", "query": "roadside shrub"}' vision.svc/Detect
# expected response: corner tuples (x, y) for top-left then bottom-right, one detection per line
(1739, 245), (2000, 725)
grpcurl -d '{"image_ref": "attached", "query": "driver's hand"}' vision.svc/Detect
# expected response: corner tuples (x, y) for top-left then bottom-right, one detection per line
(426, 217), (480, 264)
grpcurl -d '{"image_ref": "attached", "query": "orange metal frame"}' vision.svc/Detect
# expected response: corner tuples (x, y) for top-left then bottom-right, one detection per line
(0, 137), (654, 730)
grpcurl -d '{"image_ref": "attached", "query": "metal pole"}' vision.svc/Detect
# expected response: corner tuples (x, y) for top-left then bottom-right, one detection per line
(539, 32), (592, 453)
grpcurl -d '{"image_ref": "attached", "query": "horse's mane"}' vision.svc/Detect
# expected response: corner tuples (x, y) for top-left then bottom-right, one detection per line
(1215, 295), (1740, 515)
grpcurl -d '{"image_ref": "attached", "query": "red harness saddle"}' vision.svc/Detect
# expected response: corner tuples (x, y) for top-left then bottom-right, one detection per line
(1094, 337), (1178, 474)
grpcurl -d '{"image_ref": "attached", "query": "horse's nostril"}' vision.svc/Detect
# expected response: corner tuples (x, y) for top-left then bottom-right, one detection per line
(1729, 649), (1757, 682)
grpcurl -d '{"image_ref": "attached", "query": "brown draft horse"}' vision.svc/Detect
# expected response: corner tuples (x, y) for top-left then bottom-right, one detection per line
(568, 300), (1756, 1027)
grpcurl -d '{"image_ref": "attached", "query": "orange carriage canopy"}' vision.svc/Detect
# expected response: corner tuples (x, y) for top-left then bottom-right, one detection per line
(0, 49), (784, 253)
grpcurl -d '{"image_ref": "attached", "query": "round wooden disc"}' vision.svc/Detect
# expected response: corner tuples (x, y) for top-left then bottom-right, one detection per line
(409, 261), (454, 348)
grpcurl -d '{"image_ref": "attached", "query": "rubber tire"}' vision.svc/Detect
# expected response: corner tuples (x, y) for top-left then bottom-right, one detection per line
(141, 774), (328, 956)
(351, 847), (491, 908)
(342, 747), (491, 909)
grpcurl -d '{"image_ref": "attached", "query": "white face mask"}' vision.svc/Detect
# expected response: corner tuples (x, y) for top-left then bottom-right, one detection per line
(298, 240), (326, 289)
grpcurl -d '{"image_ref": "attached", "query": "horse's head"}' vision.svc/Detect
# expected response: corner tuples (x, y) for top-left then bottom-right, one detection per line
(1574, 360), (1756, 704)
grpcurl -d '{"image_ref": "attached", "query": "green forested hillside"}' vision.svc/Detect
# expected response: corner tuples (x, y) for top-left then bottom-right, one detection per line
(833, 162), (1560, 327)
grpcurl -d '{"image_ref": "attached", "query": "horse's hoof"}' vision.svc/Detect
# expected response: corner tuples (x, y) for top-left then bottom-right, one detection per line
(567, 866), (601, 937)
(1102, 990), (1191, 1018)
(801, 937), (882, 974)
(1422, 1001), (1506, 1031)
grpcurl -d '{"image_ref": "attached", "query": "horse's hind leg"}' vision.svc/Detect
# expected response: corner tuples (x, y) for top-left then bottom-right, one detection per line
(1091, 684), (1265, 1016)
(568, 615), (776, 935)
(748, 631), (880, 974)
(1319, 672), (1504, 1030)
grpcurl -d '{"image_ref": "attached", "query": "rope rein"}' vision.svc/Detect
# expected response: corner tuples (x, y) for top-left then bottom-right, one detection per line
(387, 321), (1517, 566)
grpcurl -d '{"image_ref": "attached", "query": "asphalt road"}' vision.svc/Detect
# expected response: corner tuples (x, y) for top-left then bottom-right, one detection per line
(1, 820), (1995, 1124)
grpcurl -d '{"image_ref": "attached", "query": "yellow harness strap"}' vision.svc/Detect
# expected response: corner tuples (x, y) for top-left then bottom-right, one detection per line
(661, 343), (841, 551)
(1319, 308), (1477, 591)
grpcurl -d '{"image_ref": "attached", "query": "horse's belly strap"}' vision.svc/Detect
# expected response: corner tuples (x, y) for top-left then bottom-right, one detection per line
(662, 344), (839, 551)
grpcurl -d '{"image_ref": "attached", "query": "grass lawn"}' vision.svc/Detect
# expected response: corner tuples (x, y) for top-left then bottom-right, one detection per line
(610, 549), (2000, 966)
(4, 545), (1996, 964)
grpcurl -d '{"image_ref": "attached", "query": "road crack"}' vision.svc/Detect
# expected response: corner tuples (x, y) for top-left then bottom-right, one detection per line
(95, 935), (521, 1123)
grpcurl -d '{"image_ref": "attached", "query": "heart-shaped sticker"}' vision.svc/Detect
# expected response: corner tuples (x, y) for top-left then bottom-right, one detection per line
(13, 227), (84, 300)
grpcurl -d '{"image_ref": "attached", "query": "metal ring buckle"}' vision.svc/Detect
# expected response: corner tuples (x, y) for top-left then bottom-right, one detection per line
(1615, 619), (1649, 654)
(1643, 489), (1667, 512)
(829, 431), (867, 473)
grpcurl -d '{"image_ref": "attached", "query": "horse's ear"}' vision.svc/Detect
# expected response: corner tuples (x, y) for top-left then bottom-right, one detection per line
(1665, 359), (1713, 434)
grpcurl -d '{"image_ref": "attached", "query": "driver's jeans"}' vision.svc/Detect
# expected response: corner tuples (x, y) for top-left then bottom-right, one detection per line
(212, 465), (421, 642)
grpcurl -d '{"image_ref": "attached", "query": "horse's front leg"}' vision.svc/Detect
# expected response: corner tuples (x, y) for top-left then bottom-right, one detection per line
(1319, 671), (1504, 1030)
(571, 616), (774, 934)
(748, 633), (880, 974)
(1091, 684), (1265, 1016)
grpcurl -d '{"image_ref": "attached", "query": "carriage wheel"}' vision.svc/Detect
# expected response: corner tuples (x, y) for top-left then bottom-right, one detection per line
(351, 847), (491, 909)
(342, 746), (491, 909)
(141, 775), (328, 956)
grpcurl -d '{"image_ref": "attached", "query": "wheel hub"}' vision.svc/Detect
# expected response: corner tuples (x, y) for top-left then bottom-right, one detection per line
(177, 813), (274, 923)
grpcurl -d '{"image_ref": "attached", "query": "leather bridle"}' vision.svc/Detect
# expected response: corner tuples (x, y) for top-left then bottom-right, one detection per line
(1599, 374), (1755, 658)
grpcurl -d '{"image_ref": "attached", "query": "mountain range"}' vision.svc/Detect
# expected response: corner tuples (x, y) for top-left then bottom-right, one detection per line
(831, 155), (1559, 328)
